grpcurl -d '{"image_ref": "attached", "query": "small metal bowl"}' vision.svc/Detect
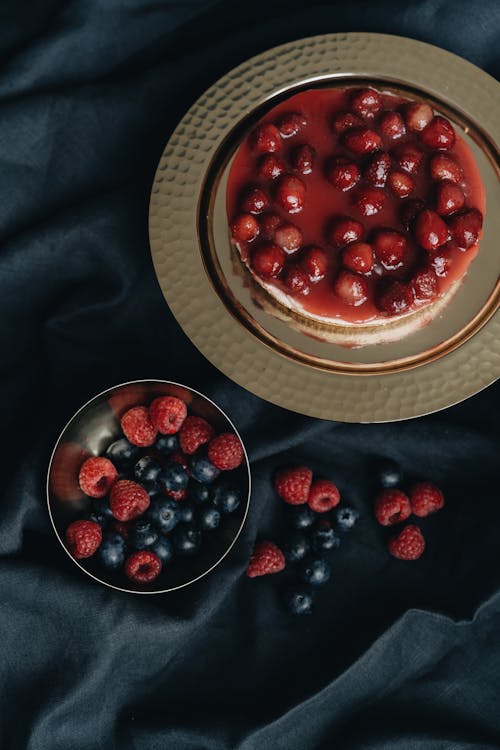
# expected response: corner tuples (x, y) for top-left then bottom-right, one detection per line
(47, 380), (251, 594)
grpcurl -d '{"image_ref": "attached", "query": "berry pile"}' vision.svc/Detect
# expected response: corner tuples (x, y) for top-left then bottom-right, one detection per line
(64, 395), (246, 585)
(246, 465), (360, 615)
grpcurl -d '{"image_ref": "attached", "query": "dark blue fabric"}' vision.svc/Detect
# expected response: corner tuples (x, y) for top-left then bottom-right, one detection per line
(1, 1), (499, 748)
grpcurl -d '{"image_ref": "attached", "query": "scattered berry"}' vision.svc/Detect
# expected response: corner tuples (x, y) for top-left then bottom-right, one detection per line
(125, 550), (162, 583)
(342, 242), (373, 274)
(246, 540), (285, 578)
(99, 532), (126, 569)
(420, 116), (456, 150)
(283, 533), (310, 563)
(300, 557), (331, 587)
(350, 88), (382, 119)
(207, 433), (244, 470)
(78, 457), (118, 498)
(311, 520), (341, 553)
(92, 497), (115, 521)
(251, 123), (281, 153)
(336, 506), (359, 532)
(333, 270), (368, 307)
(409, 482), (445, 517)
(307, 479), (341, 513)
(189, 455), (221, 484)
(275, 466), (313, 505)
(179, 416), (214, 455)
(277, 112), (307, 138)
(65, 520), (102, 559)
(149, 396), (188, 436)
(259, 212), (282, 240)
(375, 488), (412, 526)
(289, 505), (316, 529)
(121, 406), (157, 447)
(388, 525), (425, 560)
(285, 586), (315, 615)
(291, 143), (315, 174)
(110, 480), (150, 522)
(231, 213), (260, 242)
(177, 503), (195, 524)
(251, 243), (285, 279)
(328, 216), (364, 248)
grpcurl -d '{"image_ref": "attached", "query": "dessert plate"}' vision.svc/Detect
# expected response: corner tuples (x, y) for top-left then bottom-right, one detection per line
(149, 33), (500, 422)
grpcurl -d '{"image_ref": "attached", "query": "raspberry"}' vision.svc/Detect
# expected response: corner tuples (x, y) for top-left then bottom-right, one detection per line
(165, 487), (188, 501)
(307, 479), (341, 513)
(179, 416), (214, 455)
(121, 406), (157, 447)
(388, 525), (425, 560)
(65, 520), (102, 559)
(113, 521), (130, 540)
(78, 457), (118, 498)
(246, 540), (285, 578)
(125, 550), (162, 583)
(110, 479), (150, 522)
(207, 433), (244, 470)
(409, 482), (445, 517)
(275, 466), (312, 505)
(374, 488), (411, 526)
(149, 396), (187, 435)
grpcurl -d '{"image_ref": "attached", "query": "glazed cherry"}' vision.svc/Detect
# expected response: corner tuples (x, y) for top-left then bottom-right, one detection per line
(257, 154), (285, 180)
(251, 123), (281, 153)
(241, 187), (269, 214)
(343, 127), (382, 156)
(278, 112), (307, 138)
(331, 111), (362, 134)
(414, 209), (449, 251)
(342, 242), (373, 274)
(275, 174), (306, 213)
(400, 198), (426, 229)
(373, 230), (407, 269)
(231, 213), (259, 243)
(387, 171), (414, 198)
(352, 186), (385, 216)
(429, 153), (463, 183)
(435, 180), (465, 216)
(251, 243), (285, 278)
(328, 216), (364, 248)
(284, 266), (311, 295)
(291, 144), (315, 175)
(420, 116), (456, 151)
(404, 102), (434, 132)
(379, 111), (406, 141)
(392, 143), (424, 174)
(411, 267), (439, 302)
(430, 250), (453, 277)
(333, 270), (368, 306)
(448, 208), (483, 249)
(326, 156), (360, 191)
(274, 223), (303, 254)
(350, 88), (382, 119)
(377, 280), (413, 315)
(259, 213), (281, 240)
(364, 151), (391, 187)
(301, 246), (328, 282)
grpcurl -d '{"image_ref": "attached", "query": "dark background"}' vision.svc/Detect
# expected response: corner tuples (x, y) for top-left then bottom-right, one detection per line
(1, 1), (499, 748)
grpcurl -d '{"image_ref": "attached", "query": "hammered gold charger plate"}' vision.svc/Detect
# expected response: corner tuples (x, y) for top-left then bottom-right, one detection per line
(149, 33), (500, 422)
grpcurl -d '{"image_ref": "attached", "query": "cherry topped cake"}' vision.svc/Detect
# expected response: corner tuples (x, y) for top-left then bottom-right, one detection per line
(226, 86), (486, 346)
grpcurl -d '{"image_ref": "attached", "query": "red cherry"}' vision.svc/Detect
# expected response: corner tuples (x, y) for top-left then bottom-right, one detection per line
(379, 111), (406, 141)
(430, 250), (453, 277)
(342, 242), (373, 274)
(399, 198), (426, 229)
(251, 243), (285, 278)
(387, 171), (414, 198)
(377, 280), (413, 315)
(392, 143), (424, 174)
(404, 102), (434, 132)
(326, 156), (360, 191)
(277, 112), (307, 138)
(301, 246), (328, 282)
(274, 223), (303, 254)
(364, 151), (391, 187)
(420, 116), (456, 151)
(284, 266), (311, 295)
(429, 153), (463, 183)
(411, 267), (439, 302)
(372, 230), (407, 269)
(343, 127), (383, 155)
(350, 88), (383, 119)
(259, 213), (281, 240)
(328, 216), (364, 248)
(250, 123), (281, 153)
(331, 111), (363, 134)
(275, 174), (306, 213)
(257, 154), (286, 180)
(230, 213), (259, 243)
(333, 270), (369, 306)
(448, 208), (483, 249)
(435, 180), (465, 216)
(414, 209), (449, 251)
(241, 187), (269, 214)
(352, 186), (385, 216)
(291, 144), (315, 175)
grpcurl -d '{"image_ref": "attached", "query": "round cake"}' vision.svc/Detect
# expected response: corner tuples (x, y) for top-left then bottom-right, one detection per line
(226, 86), (486, 347)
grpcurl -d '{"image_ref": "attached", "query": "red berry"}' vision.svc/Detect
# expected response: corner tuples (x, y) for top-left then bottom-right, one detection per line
(277, 112), (307, 138)
(165, 487), (188, 501)
(374, 488), (411, 526)
(241, 186), (269, 214)
(333, 270), (368, 306)
(331, 110), (363, 134)
(291, 144), (315, 175)
(328, 216), (364, 248)
(393, 143), (424, 174)
(125, 550), (162, 583)
(169, 451), (190, 473)
(364, 151), (391, 187)
(113, 521), (130, 540)
(78, 456), (118, 498)
(274, 223), (303, 254)
(343, 127), (382, 155)
(149, 396), (187, 435)
(246, 540), (285, 578)
(307, 479), (341, 513)
(65, 520), (102, 559)
(284, 266), (311, 295)
(257, 154), (285, 181)
(435, 180), (465, 216)
(420, 116), (456, 150)
(373, 230), (407, 269)
(259, 212), (281, 240)
(414, 209), (449, 251)
(399, 198), (426, 229)
(250, 123), (281, 153)
(409, 481), (445, 517)
(352, 186), (385, 216)
(179, 415), (214, 455)
(275, 466), (312, 505)
(448, 208), (483, 249)
(388, 525), (425, 560)
(207, 432), (244, 470)
(404, 102), (434, 132)
(411, 267), (439, 302)
(379, 110), (406, 141)
(110, 479), (150, 522)
(301, 246), (328, 282)
(251, 243), (285, 278)
(377, 280), (413, 315)
(275, 174), (306, 213)
(429, 153), (463, 183)
(350, 87), (382, 119)
(231, 213), (259, 243)
(121, 406), (157, 447)
(342, 242), (373, 273)
(326, 156), (360, 191)
(387, 171), (414, 198)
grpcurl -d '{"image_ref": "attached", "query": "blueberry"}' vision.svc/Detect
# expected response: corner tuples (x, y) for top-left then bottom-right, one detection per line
(198, 505), (221, 531)
(190, 455), (220, 484)
(151, 535), (174, 564)
(311, 522), (341, 553)
(147, 497), (180, 533)
(377, 458), (402, 488)
(300, 558), (331, 587)
(92, 497), (114, 520)
(289, 506), (315, 530)
(155, 434), (179, 455)
(177, 502), (195, 524)
(284, 586), (315, 615)
(130, 520), (158, 550)
(190, 481), (211, 504)
(87, 511), (108, 528)
(142, 479), (162, 497)
(336, 506), (360, 532)
(212, 480), (241, 514)
(283, 533), (310, 563)
(134, 456), (162, 483)
(173, 524), (202, 555)
(99, 532), (126, 569)
(158, 462), (189, 492)
(105, 438), (140, 467)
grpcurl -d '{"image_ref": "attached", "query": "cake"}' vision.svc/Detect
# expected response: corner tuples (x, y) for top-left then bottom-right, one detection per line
(226, 86), (486, 347)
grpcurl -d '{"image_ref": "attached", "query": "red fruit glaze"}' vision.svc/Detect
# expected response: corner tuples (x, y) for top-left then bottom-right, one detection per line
(121, 406), (157, 447)
(350, 87), (382, 119)
(291, 144), (315, 174)
(149, 396), (187, 435)
(251, 123), (281, 153)
(388, 525), (425, 560)
(333, 271), (368, 306)
(241, 187), (269, 214)
(274, 223), (303, 253)
(326, 156), (360, 191)
(257, 154), (285, 181)
(379, 111), (406, 141)
(328, 216), (364, 247)
(414, 209), (449, 251)
(404, 102), (433, 132)
(251, 243), (285, 278)
(343, 127), (383, 155)
(231, 213), (259, 243)
(275, 174), (306, 213)
(78, 457), (118, 498)
(420, 116), (456, 150)
(435, 181), (465, 216)
(342, 242), (373, 273)
(301, 246), (328, 282)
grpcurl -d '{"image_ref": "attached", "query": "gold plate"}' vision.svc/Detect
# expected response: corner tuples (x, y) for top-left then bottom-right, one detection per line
(149, 33), (500, 422)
